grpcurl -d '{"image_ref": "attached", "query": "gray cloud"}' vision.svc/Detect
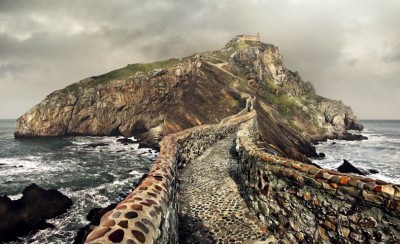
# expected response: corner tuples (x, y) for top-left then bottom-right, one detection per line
(0, 0), (399, 119)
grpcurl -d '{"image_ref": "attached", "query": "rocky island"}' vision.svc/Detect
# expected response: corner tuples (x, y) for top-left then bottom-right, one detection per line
(15, 34), (363, 162)
(14, 35), (400, 243)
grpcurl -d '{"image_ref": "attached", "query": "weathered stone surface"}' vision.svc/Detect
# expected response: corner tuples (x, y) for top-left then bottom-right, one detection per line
(15, 36), (363, 162)
(236, 118), (400, 243)
(179, 135), (270, 242)
(85, 113), (250, 244)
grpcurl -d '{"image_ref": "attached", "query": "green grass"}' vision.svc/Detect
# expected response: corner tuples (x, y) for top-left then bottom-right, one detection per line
(63, 58), (183, 93)
(94, 58), (182, 84)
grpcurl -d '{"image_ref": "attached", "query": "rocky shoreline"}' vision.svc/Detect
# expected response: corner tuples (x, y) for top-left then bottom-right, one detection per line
(0, 184), (72, 242)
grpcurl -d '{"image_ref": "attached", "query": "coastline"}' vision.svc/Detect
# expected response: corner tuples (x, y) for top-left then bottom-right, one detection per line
(313, 120), (400, 184)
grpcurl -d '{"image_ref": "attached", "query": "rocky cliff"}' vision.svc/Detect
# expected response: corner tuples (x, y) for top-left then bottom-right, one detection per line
(15, 35), (363, 161)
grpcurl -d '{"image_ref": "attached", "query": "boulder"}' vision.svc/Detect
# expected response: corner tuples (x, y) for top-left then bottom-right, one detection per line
(116, 137), (136, 145)
(337, 159), (365, 176)
(339, 133), (368, 141)
(138, 141), (151, 149)
(368, 169), (379, 174)
(83, 142), (109, 148)
(0, 184), (73, 242)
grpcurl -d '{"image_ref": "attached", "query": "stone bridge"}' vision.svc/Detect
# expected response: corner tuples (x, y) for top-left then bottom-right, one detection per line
(84, 99), (400, 243)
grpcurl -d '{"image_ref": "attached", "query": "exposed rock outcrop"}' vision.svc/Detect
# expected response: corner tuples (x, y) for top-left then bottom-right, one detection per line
(337, 159), (366, 175)
(15, 36), (363, 161)
(0, 184), (73, 242)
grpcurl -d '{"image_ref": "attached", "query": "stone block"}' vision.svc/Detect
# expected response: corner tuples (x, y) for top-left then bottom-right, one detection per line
(324, 220), (336, 231)
(339, 176), (350, 186)
(304, 176), (322, 189)
(362, 190), (384, 205)
(303, 192), (312, 201)
(338, 186), (360, 198)
(323, 182), (336, 191)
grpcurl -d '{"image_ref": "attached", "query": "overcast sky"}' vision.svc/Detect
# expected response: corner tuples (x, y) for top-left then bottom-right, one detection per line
(0, 0), (399, 119)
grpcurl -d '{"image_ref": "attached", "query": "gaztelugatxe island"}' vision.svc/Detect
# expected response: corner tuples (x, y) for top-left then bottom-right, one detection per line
(1, 33), (398, 243)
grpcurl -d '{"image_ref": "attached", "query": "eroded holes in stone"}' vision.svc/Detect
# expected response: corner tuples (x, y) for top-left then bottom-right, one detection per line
(257, 178), (262, 190)
(118, 220), (129, 228)
(139, 186), (148, 191)
(116, 204), (127, 210)
(133, 197), (143, 201)
(108, 229), (125, 243)
(262, 174), (268, 182)
(135, 222), (150, 234)
(154, 185), (162, 191)
(161, 196), (167, 203)
(132, 230), (146, 243)
(141, 201), (152, 207)
(85, 227), (111, 242)
(131, 204), (143, 211)
(112, 211), (122, 218)
(148, 192), (157, 198)
(149, 210), (158, 218)
(126, 239), (137, 244)
(146, 199), (157, 205)
(142, 218), (156, 229)
(261, 183), (269, 195)
(124, 211), (139, 219)
(154, 206), (162, 213)
(154, 175), (163, 181)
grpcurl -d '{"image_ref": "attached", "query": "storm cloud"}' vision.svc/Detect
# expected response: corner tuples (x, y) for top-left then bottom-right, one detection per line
(0, 0), (399, 119)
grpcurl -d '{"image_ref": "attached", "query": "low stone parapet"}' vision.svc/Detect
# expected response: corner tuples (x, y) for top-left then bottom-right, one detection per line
(236, 119), (400, 243)
(84, 113), (255, 243)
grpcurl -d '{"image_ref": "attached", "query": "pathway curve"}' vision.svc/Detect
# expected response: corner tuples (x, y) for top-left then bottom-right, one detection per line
(178, 135), (272, 243)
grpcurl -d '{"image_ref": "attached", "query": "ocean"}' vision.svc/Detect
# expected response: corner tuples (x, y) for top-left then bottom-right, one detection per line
(1, 120), (399, 243)
(312, 120), (400, 184)
(0, 119), (158, 243)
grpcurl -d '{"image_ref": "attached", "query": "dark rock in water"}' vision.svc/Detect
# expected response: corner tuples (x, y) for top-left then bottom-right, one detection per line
(84, 142), (109, 148)
(368, 169), (379, 174)
(116, 137), (136, 145)
(138, 142), (151, 149)
(74, 203), (117, 244)
(318, 152), (326, 158)
(340, 133), (368, 141)
(337, 159), (366, 176)
(310, 162), (322, 169)
(332, 142), (336, 145)
(0, 183), (73, 242)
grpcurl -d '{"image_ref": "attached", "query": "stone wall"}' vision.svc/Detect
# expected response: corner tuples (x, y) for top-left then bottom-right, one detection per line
(235, 119), (400, 243)
(84, 113), (255, 244)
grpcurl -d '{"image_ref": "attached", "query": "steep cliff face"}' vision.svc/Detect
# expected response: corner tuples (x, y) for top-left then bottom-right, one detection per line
(15, 59), (243, 147)
(15, 36), (363, 160)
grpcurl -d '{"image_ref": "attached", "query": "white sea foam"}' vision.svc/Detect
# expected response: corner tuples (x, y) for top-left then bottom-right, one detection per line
(0, 157), (56, 175)
(1, 131), (159, 243)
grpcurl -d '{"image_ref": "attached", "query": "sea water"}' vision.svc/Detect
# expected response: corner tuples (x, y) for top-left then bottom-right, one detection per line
(0, 119), (158, 243)
(313, 120), (400, 184)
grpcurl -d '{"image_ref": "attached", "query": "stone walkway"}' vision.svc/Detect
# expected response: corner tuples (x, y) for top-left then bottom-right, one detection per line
(178, 135), (271, 243)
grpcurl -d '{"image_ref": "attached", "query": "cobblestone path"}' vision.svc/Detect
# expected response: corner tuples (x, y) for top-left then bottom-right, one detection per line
(178, 135), (271, 243)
